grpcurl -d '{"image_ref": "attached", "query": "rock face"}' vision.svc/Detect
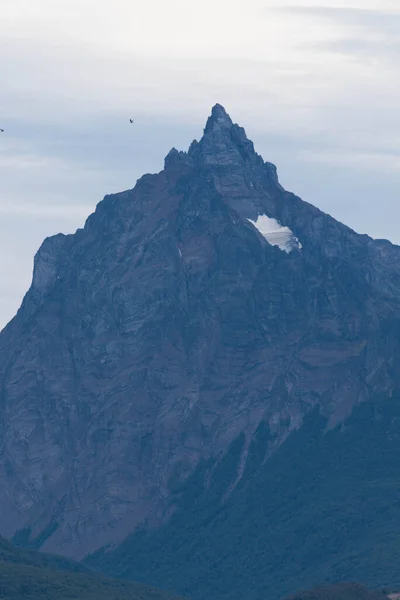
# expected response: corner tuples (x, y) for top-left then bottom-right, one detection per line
(1, 104), (400, 558)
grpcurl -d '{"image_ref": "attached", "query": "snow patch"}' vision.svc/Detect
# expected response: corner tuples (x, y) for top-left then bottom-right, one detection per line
(247, 214), (301, 253)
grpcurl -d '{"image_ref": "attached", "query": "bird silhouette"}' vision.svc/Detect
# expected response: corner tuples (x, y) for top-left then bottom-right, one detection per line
(0, 129), (4, 133)
(129, 119), (134, 123)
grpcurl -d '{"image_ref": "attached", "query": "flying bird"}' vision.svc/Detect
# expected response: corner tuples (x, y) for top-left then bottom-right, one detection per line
(129, 119), (134, 123)
(0, 129), (3, 133)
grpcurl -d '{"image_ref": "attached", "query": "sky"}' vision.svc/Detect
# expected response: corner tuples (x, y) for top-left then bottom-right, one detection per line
(2, 0), (400, 328)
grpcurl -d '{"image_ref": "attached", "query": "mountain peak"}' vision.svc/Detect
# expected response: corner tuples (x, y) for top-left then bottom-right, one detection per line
(162, 104), (277, 199)
(204, 103), (234, 134)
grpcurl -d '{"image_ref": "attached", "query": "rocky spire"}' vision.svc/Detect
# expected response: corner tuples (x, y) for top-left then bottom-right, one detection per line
(185, 103), (264, 183)
(203, 103), (234, 135)
(163, 104), (263, 173)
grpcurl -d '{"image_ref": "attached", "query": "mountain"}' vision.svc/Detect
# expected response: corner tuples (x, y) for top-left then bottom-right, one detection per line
(2, 104), (400, 597)
(89, 392), (400, 600)
(284, 584), (388, 600)
(0, 535), (180, 600)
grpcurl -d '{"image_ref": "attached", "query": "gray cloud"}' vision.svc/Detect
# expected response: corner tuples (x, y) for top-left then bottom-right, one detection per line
(314, 38), (400, 62)
(279, 6), (400, 33)
(278, 6), (400, 61)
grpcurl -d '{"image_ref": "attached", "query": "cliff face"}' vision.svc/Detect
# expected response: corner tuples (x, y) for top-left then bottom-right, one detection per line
(1, 104), (400, 558)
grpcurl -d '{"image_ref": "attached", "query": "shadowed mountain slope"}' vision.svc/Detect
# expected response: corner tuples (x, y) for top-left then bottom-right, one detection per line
(87, 394), (400, 600)
(285, 583), (388, 600)
(0, 535), (181, 600)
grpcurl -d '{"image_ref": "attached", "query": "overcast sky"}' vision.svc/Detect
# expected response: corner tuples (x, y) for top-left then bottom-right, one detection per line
(1, 0), (400, 328)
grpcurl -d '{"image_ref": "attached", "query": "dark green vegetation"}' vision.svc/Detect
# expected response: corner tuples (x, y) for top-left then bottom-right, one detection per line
(285, 583), (388, 600)
(88, 394), (400, 600)
(0, 535), (180, 600)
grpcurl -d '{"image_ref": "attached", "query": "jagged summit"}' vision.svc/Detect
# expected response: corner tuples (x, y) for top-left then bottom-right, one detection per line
(164, 104), (252, 170)
(162, 104), (270, 204)
(204, 103), (234, 134)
